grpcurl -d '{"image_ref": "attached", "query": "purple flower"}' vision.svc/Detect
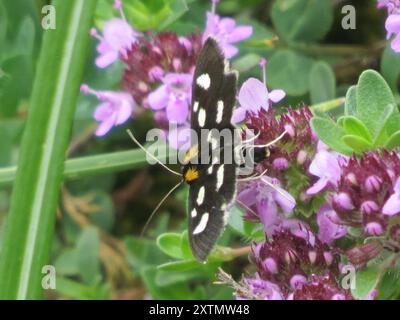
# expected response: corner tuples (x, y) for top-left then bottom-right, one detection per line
(317, 204), (347, 244)
(232, 78), (286, 123)
(237, 177), (296, 236)
(80, 84), (135, 136)
(203, 0), (252, 59)
(307, 150), (342, 195)
(91, 18), (141, 68)
(242, 277), (284, 300)
(382, 177), (400, 215)
(147, 73), (193, 124)
(386, 14), (400, 52)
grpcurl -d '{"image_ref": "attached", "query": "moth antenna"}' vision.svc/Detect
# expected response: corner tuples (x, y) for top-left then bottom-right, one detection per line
(259, 177), (296, 206)
(140, 180), (184, 236)
(126, 129), (182, 177)
(236, 199), (258, 217)
(238, 168), (269, 182)
(240, 131), (261, 145)
(249, 129), (287, 149)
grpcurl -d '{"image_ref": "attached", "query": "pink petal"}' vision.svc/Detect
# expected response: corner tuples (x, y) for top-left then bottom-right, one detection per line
(238, 78), (269, 112)
(382, 192), (400, 215)
(115, 98), (133, 125)
(95, 115), (116, 136)
(273, 187), (296, 213)
(94, 103), (113, 122)
(227, 26), (253, 43)
(222, 43), (239, 59)
(168, 126), (191, 150)
(219, 17), (236, 33)
(306, 177), (329, 195)
(148, 85), (168, 110)
(95, 51), (119, 68)
(166, 97), (189, 124)
(257, 198), (280, 237)
(385, 14), (400, 34)
(269, 89), (286, 103)
(391, 33), (400, 53)
(231, 107), (247, 123)
(103, 18), (137, 51)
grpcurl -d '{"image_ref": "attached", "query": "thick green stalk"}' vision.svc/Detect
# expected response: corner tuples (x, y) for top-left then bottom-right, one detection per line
(0, 0), (97, 299)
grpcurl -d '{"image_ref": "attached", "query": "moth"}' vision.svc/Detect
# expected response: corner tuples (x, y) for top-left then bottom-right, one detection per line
(181, 37), (239, 262)
(128, 38), (278, 262)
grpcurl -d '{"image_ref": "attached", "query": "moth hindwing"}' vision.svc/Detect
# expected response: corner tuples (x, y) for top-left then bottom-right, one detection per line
(183, 37), (238, 262)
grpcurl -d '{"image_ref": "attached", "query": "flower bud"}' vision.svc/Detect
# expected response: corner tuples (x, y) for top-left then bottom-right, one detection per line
(333, 192), (354, 211)
(364, 175), (382, 193)
(360, 200), (379, 214)
(365, 222), (383, 236)
(273, 157), (289, 170)
(290, 274), (307, 289)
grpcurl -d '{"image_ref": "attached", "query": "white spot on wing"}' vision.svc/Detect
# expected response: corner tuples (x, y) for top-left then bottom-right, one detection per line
(193, 101), (199, 112)
(198, 108), (206, 127)
(196, 73), (211, 90)
(191, 208), (197, 218)
(193, 213), (209, 235)
(216, 165), (224, 191)
(197, 186), (205, 205)
(216, 100), (224, 124)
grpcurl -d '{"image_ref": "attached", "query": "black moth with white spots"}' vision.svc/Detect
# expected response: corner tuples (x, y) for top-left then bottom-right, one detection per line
(182, 37), (239, 262)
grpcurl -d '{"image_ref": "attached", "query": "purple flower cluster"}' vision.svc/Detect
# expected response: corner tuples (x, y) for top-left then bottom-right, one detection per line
(378, 0), (400, 52)
(237, 230), (353, 300)
(83, 0), (252, 139)
(231, 88), (400, 298)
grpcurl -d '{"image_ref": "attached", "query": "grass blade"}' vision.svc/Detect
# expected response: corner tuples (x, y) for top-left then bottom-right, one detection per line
(0, 0), (97, 299)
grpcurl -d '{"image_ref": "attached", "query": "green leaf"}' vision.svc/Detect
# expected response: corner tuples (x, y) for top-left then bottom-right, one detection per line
(342, 116), (372, 142)
(271, 0), (333, 43)
(125, 236), (167, 273)
(56, 277), (109, 300)
(75, 227), (100, 285)
(157, 232), (184, 259)
(352, 266), (380, 300)
(381, 45), (400, 92)
(232, 53), (262, 73)
(125, 0), (171, 31)
(0, 0), (98, 299)
(158, 259), (202, 272)
(310, 117), (352, 155)
(356, 70), (396, 140)
(0, 2), (7, 50)
(141, 266), (192, 299)
(180, 231), (194, 260)
(385, 130), (400, 149)
(54, 249), (79, 276)
(344, 85), (357, 116)
(268, 50), (314, 96)
(342, 135), (372, 153)
(157, 0), (194, 31)
(309, 61), (336, 104)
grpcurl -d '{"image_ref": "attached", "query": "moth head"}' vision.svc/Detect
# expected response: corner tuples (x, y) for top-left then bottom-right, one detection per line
(182, 166), (199, 184)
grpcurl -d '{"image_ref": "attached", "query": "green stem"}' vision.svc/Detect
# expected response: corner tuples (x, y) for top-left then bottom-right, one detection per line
(0, 0), (97, 299)
(0, 149), (169, 188)
(310, 97), (345, 113)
